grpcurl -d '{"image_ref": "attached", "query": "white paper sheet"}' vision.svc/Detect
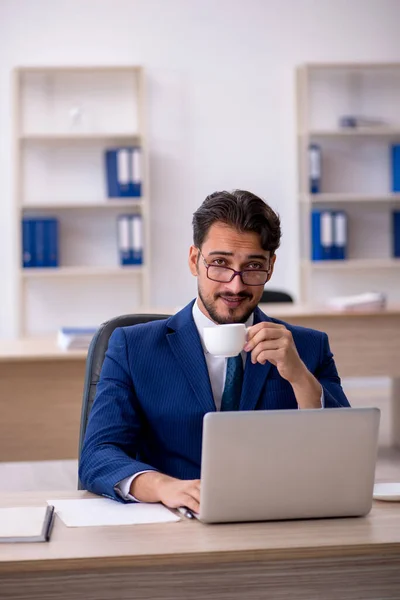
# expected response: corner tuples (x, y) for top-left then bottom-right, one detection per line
(47, 498), (180, 527)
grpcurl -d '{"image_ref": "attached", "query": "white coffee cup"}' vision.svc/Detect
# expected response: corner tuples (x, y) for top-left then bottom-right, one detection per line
(203, 324), (247, 358)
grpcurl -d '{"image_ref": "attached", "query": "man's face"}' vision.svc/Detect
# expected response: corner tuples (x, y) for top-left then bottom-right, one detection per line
(188, 223), (276, 324)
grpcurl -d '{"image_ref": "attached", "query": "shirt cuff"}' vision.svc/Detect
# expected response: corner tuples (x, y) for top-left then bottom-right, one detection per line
(115, 470), (154, 502)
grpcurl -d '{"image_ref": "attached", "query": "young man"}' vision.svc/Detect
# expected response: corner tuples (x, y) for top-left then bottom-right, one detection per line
(79, 190), (350, 513)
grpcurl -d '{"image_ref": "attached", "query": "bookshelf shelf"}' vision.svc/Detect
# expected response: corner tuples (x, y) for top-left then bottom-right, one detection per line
(21, 200), (143, 210)
(303, 259), (400, 271)
(20, 133), (141, 142)
(20, 266), (145, 278)
(304, 62), (400, 71)
(300, 193), (400, 205)
(297, 62), (400, 304)
(18, 65), (142, 74)
(305, 129), (400, 139)
(14, 65), (150, 336)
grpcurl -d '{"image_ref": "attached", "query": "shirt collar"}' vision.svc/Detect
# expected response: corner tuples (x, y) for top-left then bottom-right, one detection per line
(192, 299), (254, 353)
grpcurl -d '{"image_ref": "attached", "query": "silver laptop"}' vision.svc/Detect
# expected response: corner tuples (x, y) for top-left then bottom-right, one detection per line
(196, 408), (380, 524)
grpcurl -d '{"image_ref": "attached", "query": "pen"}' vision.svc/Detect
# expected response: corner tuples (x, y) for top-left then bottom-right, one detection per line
(177, 507), (194, 519)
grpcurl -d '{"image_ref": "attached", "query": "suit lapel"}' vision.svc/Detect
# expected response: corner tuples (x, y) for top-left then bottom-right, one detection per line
(166, 303), (216, 414)
(240, 355), (272, 410)
(240, 306), (273, 411)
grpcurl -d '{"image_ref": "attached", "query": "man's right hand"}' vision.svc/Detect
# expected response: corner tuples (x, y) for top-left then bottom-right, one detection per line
(130, 471), (200, 514)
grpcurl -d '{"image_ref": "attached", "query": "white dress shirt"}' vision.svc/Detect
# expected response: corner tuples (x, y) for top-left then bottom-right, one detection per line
(192, 301), (253, 410)
(115, 301), (323, 500)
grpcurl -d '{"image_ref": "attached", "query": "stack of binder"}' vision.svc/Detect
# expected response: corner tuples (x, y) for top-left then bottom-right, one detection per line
(327, 292), (387, 312)
(389, 148), (400, 258)
(117, 214), (143, 266)
(393, 211), (400, 258)
(105, 147), (142, 198)
(309, 144), (321, 194)
(392, 145), (400, 193)
(22, 217), (59, 268)
(57, 327), (97, 351)
(311, 210), (347, 261)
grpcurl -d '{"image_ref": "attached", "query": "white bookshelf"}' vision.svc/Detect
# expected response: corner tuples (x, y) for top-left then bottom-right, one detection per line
(297, 63), (400, 305)
(14, 66), (150, 336)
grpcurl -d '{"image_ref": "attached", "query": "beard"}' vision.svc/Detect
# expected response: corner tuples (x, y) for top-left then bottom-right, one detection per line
(198, 285), (260, 324)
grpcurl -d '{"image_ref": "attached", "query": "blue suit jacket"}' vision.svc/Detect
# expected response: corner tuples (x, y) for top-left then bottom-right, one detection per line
(79, 300), (350, 500)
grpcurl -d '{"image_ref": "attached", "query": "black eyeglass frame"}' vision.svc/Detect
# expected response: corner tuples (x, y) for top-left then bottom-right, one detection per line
(199, 251), (270, 286)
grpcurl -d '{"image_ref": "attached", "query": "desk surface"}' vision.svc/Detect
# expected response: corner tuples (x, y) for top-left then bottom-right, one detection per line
(0, 304), (400, 362)
(0, 337), (88, 362)
(1, 491), (400, 574)
(260, 302), (400, 318)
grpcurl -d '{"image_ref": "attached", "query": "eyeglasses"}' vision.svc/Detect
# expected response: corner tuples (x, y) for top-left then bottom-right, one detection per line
(200, 252), (270, 286)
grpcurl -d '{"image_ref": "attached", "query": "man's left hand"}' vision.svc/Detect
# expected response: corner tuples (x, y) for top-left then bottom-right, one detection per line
(244, 322), (308, 385)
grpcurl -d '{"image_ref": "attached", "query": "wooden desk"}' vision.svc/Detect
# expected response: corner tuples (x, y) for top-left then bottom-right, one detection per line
(0, 305), (400, 461)
(261, 303), (400, 379)
(0, 338), (87, 461)
(261, 304), (400, 449)
(0, 491), (400, 600)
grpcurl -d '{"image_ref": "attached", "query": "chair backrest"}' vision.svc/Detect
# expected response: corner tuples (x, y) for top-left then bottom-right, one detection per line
(78, 313), (170, 488)
(260, 289), (294, 303)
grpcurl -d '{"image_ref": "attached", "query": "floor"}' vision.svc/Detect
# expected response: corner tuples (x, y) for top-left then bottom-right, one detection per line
(1, 380), (399, 493)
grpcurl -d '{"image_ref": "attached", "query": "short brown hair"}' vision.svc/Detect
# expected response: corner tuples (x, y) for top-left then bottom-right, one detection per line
(192, 190), (281, 254)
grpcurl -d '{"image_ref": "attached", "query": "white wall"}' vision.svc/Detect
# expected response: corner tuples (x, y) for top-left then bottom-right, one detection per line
(1, 0), (400, 337)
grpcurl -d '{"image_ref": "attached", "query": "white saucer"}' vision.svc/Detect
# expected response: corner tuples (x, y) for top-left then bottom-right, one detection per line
(373, 482), (400, 501)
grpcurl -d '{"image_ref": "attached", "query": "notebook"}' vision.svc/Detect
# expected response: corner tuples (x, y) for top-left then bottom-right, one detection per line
(0, 505), (55, 543)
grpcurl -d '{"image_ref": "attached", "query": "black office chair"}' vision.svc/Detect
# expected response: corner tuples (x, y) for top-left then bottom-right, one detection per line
(78, 313), (171, 489)
(260, 289), (294, 303)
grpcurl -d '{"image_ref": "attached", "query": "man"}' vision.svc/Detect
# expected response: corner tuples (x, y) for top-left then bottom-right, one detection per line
(79, 190), (350, 513)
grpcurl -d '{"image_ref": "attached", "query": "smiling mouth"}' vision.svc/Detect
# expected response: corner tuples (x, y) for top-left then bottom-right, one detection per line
(219, 295), (250, 308)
